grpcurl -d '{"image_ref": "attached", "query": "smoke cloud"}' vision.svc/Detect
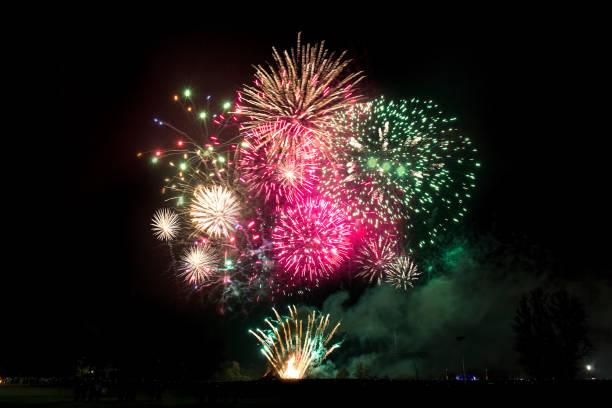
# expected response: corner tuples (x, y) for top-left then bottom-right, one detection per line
(317, 236), (612, 379)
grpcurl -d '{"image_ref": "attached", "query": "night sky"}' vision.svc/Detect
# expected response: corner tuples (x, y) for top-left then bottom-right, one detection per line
(4, 15), (610, 379)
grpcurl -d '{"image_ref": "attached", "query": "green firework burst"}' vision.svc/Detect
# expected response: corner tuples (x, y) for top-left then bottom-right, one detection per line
(320, 96), (478, 247)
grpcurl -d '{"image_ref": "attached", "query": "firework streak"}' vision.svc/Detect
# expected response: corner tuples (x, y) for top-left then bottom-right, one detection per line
(249, 305), (341, 379)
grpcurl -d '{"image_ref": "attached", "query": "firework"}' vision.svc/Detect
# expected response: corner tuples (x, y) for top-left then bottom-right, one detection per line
(142, 33), (481, 308)
(385, 255), (421, 290)
(179, 244), (220, 287)
(320, 96), (478, 246)
(151, 208), (180, 241)
(273, 198), (352, 282)
(250, 305), (341, 379)
(189, 185), (242, 239)
(238, 33), (364, 157)
(239, 125), (319, 205)
(319, 146), (405, 232)
(145, 92), (278, 305)
(355, 236), (397, 284)
(148, 90), (243, 211)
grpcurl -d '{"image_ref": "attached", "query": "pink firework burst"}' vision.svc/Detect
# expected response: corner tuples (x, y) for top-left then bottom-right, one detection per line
(239, 126), (319, 205)
(273, 198), (352, 282)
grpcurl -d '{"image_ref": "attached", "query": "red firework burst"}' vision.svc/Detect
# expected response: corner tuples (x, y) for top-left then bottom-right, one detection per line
(239, 124), (319, 205)
(273, 198), (352, 282)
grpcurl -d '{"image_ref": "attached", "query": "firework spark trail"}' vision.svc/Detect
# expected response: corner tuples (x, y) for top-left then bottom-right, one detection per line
(144, 35), (481, 305)
(385, 255), (421, 290)
(240, 119), (319, 163)
(239, 124), (319, 206)
(179, 244), (220, 287)
(151, 208), (181, 241)
(238, 33), (364, 158)
(190, 185), (242, 239)
(273, 198), (352, 282)
(356, 236), (398, 284)
(250, 305), (341, 379)
(149, 90), (242, 211)
(320, 96), (478, 246)
(144, 93), (276, 304)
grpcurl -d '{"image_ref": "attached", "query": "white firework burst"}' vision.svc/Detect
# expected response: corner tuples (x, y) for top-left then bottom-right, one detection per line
(179, 244), (220, 286)
(385, 256), (421, 290)
(151, 208), (180, 241)
(276, 159), (303, 189)
(189, 185), (241, 238)
(356, 237), (397, 284)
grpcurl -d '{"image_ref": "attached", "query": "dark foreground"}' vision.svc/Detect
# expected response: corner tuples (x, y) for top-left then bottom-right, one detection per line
(1, 380), (610, 407)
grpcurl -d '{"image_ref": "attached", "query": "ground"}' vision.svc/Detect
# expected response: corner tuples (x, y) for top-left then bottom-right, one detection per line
(1, 380), (610, 406)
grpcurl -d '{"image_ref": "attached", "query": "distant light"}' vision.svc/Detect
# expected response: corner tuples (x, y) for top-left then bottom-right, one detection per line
(199, 111), (207, 119)
(179, 162), (187, 171)
(151, 157), (158, 164)
(586, 364), (592, 371)
(184, 88), (192, 98)
(217, 156), (225, 163)
(223, 101), (231, 110)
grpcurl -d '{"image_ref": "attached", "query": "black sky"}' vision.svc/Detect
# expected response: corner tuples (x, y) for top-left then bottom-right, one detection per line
(3, 13), (610, 377)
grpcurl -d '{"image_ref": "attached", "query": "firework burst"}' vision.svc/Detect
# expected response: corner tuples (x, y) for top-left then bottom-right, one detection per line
(239, 125), (319, 205)
(273, 198), (352, 282)
(250, 305), (341, 379)
(238, 33), (364, 156)
(320, 96), (478, 246)
(189, 185), (242, 239)
(143, 33), (481, 308)
(385, 255), (421, 290)
(356, 236), (397, 284)
(179, 244), (220, 287)
(151, 208), (180, 241)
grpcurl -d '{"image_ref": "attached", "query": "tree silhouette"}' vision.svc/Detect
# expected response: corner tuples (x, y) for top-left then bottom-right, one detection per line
(213, 361), (251, 381)
(514, 288), (591, 381)
(336, 366), (349, 379)
(355, 363), (370, 379)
